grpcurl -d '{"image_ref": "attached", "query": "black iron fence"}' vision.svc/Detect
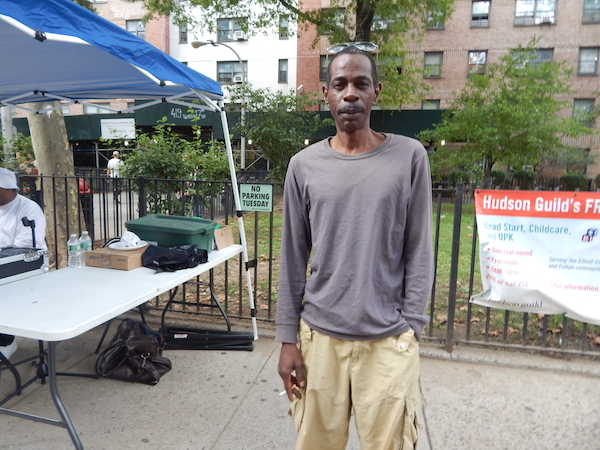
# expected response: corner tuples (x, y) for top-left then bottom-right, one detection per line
(13, 172), (600, 356)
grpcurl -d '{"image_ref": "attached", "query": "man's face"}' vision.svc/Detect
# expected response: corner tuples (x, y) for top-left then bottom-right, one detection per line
(323, 53), (381, 134)
(0, 188), (17, 206)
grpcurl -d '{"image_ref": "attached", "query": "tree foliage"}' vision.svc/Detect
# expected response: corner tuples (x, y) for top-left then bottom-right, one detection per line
(228, 85), (333, 181)
(135, 0), (455, 106)
(0, 133), (33, 170)
(71, 0), (95, 11)
(418, 38), (597, 183)
(107, 116), (231, 215)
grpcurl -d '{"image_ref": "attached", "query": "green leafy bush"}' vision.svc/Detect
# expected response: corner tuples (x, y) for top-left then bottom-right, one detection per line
(489, 170), (507, 188)
(512, 169), (537, 190)
(559, 172), (589, 191)
(105, 116), (231, 215)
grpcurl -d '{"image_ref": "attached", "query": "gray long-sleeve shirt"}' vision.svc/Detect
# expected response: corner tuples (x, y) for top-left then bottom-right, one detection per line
(275, 133), (434, 343)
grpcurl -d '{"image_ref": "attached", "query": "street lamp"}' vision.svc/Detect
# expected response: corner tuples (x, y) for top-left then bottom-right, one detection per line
(191, 40), (247, 169)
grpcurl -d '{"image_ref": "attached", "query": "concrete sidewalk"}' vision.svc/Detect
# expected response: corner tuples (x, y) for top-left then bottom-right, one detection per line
(2, 320), (600, 450)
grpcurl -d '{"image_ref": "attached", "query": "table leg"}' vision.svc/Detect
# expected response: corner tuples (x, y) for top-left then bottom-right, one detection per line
(0, 352), (22, 394)
(47, 341), (84, 450)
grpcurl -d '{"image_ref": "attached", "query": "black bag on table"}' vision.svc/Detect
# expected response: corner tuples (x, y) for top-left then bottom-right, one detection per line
(141, 244), (208, 273)
(96, 319), (172, 386)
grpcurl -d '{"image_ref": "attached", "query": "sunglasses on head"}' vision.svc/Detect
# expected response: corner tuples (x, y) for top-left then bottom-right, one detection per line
(326, 41), (379, 55)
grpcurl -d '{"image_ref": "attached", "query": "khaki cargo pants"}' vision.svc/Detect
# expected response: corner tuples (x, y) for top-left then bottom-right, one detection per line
(289, 320), (420, 450)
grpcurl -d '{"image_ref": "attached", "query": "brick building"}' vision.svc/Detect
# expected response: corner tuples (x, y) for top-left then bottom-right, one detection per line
(295, 0), (600, 177)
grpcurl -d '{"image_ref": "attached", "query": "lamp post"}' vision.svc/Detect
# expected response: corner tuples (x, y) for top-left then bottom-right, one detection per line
(191, 40), (247, 169)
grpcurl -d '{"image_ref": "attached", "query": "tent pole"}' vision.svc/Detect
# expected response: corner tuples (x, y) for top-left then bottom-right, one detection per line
(218, 102), (258, 340)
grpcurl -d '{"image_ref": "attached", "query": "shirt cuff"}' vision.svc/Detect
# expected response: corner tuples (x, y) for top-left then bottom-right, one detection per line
(275, 323), (299, 344)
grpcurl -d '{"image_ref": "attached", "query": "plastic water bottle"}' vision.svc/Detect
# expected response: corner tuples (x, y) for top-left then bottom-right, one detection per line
(67, 234), (82, 268)
(79, 231), (92, 253)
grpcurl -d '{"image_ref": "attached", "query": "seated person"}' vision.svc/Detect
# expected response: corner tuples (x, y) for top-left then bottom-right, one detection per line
(0, 167), (47, 360)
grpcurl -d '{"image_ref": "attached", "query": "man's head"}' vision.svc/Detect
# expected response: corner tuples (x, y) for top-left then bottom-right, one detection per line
(113, 151), (120, 158)
(323, 46), (382, 135)
(325, 45), (378, 88)
(0, 168), (19, 206)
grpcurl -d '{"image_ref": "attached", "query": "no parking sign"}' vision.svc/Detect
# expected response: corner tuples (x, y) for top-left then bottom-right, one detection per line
(240, 184), (273, 212)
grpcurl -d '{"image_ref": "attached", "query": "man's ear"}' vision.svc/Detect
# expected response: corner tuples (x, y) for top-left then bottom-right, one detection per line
(322, 84), (329, 106)
(373, 82), (382, 105)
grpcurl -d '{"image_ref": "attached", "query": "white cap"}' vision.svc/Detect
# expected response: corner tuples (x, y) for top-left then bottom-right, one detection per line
(113, 151), (120, 156)
(0, 167), (20, 191)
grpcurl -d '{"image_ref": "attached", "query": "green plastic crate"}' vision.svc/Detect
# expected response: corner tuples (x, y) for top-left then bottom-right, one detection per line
(125, 215), (216, 252)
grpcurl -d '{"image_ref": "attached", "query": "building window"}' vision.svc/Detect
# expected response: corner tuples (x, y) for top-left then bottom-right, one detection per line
(566, 148), (590, 175)
(318, 8), (345, 35)
(126, 20), (145, 40)
(217, 60), (247, 83)
(371, 11), (405, 31)
(512, 48), (553, 68)
(573, 99), (596, 126)
(279, 17), (289, 39)
(278, 59), (288, 83)
(515, 0), (556, 26)
(426, 10), (445, 29)
(471, 1), (490, 27)
(424, 52), (443, 78)
(468, 50), (487, 76)
(422, 100), (441, 110)
(320, 55), (329, 81)
(578, 48), (599, 75)
(372, 16), (391, 31)
(377, 57), (403, 79)
(179, 23), (188, 44)
(61, 106), (71, 116)
(217, 18), (246, 42)
(83, 104), (110, 114)
(583, 0), (600, 23)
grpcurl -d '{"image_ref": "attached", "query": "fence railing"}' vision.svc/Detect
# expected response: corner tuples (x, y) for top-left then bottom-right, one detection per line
(13, 173), (600, 356)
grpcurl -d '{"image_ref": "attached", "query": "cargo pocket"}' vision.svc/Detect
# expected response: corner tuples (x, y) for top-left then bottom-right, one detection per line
(402, 400), (419, 450)
(288, 319), (312, 432)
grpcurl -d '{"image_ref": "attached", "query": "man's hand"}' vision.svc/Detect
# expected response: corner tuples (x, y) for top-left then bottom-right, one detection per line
(278, 342), (306, 402)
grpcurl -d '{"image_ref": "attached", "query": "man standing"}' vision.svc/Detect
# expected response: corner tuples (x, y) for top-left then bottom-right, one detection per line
(106, 150), (124, 178)
(0, 167), (47, 360)
(276, 45), (433, 449)
(106, 150), (124, 202)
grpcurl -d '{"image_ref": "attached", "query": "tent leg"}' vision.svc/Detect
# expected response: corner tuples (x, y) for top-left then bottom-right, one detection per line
(219, 105), (258, 340)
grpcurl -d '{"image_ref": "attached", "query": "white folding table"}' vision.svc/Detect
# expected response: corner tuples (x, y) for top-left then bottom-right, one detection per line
(0, 244), (243, 450)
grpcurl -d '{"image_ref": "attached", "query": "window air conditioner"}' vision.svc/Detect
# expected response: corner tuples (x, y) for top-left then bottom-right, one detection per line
(233, 30), (246, 40)
(233, 75), (244, 83)
(539, 15), (553, 24)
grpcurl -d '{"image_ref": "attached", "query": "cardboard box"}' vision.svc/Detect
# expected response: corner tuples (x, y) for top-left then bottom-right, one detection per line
(214, 225), (235, 250)
(85, 245), (148, 270)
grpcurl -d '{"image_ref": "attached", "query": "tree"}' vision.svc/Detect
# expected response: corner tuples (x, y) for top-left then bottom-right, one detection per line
(134, 0), (455, 107)
(27, 104), (83, 267)
(418, 39), (597, 185)
(111, 116), (231, 215)
(228, 85), (333, 182)
(22, 0), (97, 266)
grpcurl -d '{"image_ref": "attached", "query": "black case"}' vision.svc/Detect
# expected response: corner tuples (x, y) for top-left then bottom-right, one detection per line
(0, 248), (49, 286)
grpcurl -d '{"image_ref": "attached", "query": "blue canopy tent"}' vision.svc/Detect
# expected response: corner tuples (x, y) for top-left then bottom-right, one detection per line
(0, 0), (257, 356)
(0, 0), (223, 104)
